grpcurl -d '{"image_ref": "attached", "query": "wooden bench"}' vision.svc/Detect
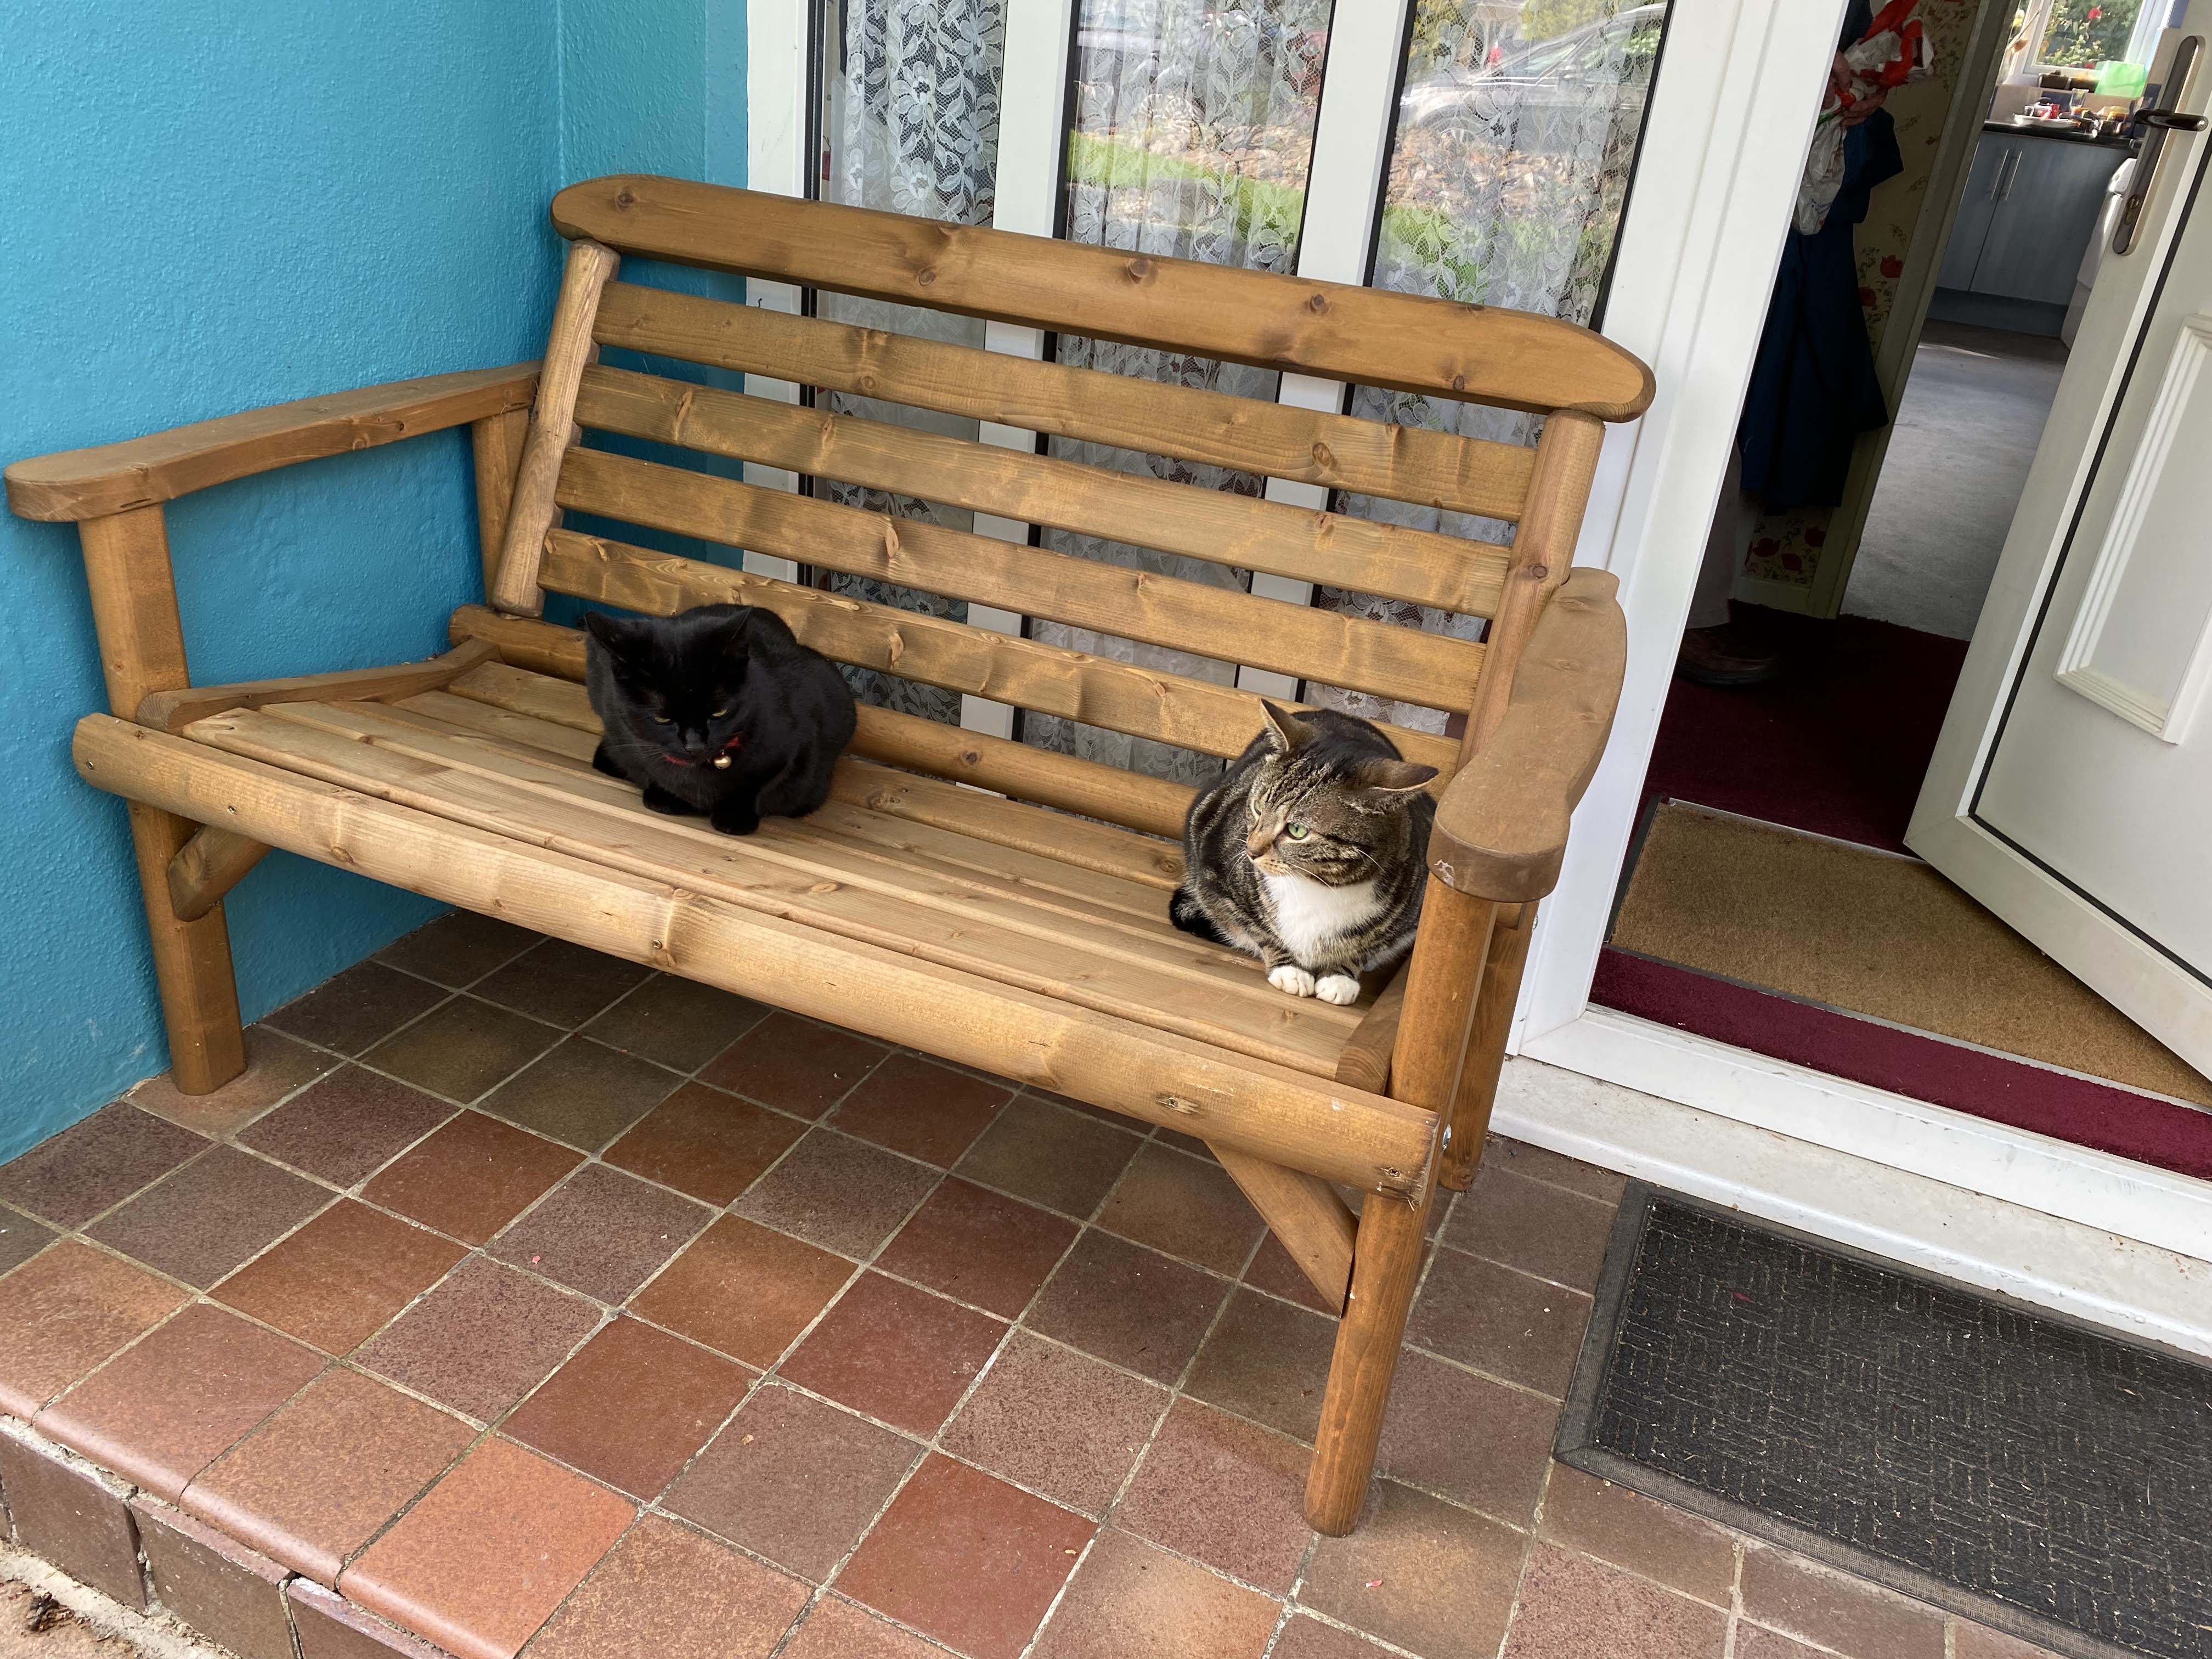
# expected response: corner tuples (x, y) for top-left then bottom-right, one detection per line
(7, 175), (1645, 1534)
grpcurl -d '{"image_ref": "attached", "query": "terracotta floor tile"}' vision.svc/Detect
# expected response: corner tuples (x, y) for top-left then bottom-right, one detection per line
(581, 975), (770, 1072)
(1034, 1528), (1279, 1659)
(778, 1596), (951, 1659)
(0, 1101), (205, 1227)
(478, 1039), (679, 1153)
(783, 1271), (1006, 1436)
(1407, 1249), (1592, 1398)
(1242, 1233), (1338, 1314)
(470, 940), (652, 1030)
(265, 961), (450, 1056)
(1115, 1400), (1311, 1592)
(940, 1332), (1168, 1516)
(184, 1367), (476, 1585)
(1443, 1163), (1618, 1292)
(827, 1052), (1011, 1167)
(132, 1495), (297, 1659)
(952, 1096), (1142, 1219)
(875, 1178), (1077, 1318)
(1096, 1144), (1264, 1274)
(0, 1436), (148, 1607)
(87, 1144), (332, 1289)
(731, 1130), (939, 1259)
(601, 1082), (803, 1206)
(504, 1317), (749, 1500)
(341, 1436), (633, 1659)
(663, 1383), (919, 1582)
(1737, 1545), (1946, 1659)
(1501, 1543), (1728, 1659)
(629, 1215), (854, 1367)
(1536, 1464), (1737, 1607)
(525, 1512), (809, 1659)
(698, 1013), (887, 1118)
(290, 1577), (453, 1659)
(356, 1255), (599, 1422)
(37, 1302), (324, 1502)
(1024, 1229), (1229, 1384)
(129, 1027), (331, 1138)
(1303, 1482), (1527, 1659)
(0, 1204), (57, 1277)
(837, 1454), (1092, 1659)
(215, 1199), (467, 1355)
(374, 910), (541, 988)
(1734, 1628), (1829, 1659)
(1375, 1352), (1558, 1525)
(238, 1068), (454, 1187)
(1182, 1288), (1338, 1443)
(1270, 1616), (1397, 1658)
(361, 1112), (581, 1245)
(1485, 1136), (1630, 1205)
(0, 1239), (189, 1415)
(363, 997), (563, 1104)
(488, 1165), (710, 1304)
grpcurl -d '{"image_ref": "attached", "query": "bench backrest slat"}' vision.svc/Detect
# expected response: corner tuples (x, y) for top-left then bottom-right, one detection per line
(592, 283), (1539, 523)
(555, 177), (1654, 419)
(539, 528), (1464, 778)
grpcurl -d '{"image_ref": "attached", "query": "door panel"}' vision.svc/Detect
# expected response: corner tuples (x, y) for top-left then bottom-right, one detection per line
(1911, 15), (2212, 1070)
(1937, 137), (2007, 291)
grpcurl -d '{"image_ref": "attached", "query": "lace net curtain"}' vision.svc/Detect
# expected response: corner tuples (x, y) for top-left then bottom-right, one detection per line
(815, 0), (1008, 724)
(1023, 0), (1331, 787)
(1312, 0), (1663, 734)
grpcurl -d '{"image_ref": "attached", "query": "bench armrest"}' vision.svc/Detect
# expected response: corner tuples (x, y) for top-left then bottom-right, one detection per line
(1427, 567), (1626, 902)
(5, 363), (540, 523)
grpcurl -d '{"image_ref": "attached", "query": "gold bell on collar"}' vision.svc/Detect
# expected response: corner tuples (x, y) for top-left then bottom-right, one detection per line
(713, 754), (733, 770)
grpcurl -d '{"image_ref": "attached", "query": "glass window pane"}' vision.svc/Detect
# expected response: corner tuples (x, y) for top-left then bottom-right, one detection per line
(811, 0), (1009, 724)
(1028, 0), (1335, 785)
(1313, 0), (1667, 735)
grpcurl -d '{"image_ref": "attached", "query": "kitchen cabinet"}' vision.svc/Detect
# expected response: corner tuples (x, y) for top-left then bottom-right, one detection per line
(1937, 130), (2129, 307)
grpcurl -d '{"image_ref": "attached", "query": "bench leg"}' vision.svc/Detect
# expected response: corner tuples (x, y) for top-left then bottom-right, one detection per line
(76, 505), (246, 1096)
(1305, 875), (1495, 1534)
(126, 802), (246, 1094)
(1440, 899), (1534, 1192)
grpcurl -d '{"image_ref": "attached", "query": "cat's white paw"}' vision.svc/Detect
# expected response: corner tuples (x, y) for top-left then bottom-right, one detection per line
(1315, 973), (1361, 1006)
(1268, 964), (1317, 998)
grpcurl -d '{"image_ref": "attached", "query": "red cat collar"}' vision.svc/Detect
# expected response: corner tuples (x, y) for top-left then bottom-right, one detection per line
(663, 735), (744, 769)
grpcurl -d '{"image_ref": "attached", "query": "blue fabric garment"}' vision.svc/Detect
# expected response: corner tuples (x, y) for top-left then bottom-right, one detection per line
(1738, 108), (1904, 511)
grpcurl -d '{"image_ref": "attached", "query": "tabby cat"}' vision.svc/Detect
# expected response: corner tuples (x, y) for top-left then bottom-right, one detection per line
(585, 603), (856, 837)
(1169, 703), (1437, 1003)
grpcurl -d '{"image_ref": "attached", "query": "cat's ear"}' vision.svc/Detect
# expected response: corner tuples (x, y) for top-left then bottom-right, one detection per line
(1350, 759), (1439, 795)
(1259, 702), (1312, 752)
(584, 611), (645, 667)
(716, 607), (758, 659)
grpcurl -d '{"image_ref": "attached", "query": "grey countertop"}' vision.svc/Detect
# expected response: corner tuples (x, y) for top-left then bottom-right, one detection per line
(1982, 119), (2138, 151)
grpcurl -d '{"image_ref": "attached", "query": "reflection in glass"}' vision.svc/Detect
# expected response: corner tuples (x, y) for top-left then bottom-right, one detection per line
(811, 0), (1009, 724)
(1314, 0), (1666, 733)
(1028, 0), (1334, 785)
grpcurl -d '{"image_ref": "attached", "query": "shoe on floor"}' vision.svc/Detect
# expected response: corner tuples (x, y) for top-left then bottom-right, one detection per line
(1677, 623), (1784, 687)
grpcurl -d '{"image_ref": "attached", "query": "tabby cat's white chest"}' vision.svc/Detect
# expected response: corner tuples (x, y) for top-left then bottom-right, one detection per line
(1261, 872), (1379, 963)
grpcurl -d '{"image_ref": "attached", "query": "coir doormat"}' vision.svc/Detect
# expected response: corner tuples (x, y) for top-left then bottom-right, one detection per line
(1556, 1187), (2212, 1659)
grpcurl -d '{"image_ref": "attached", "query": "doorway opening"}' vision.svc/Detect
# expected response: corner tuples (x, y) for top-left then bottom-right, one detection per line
(1592, 0), (2212, 1181)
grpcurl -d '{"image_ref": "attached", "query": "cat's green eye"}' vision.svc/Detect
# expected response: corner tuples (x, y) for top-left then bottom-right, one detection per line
(1285, 823), (1309, 840)
(712, 707), (729, 717)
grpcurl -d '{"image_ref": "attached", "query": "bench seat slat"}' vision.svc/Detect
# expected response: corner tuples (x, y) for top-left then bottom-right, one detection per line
(535, 531), (1463, 777)
(575, 363), (1509, 618)
(591, 285), (1539, 523)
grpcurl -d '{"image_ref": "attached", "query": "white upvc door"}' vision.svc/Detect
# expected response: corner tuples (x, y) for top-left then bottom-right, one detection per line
(1908, 22), (2212, 1075)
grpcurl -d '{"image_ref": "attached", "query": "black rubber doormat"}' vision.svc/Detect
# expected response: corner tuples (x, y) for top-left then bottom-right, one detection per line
(1556, 1185), (2212, 1659)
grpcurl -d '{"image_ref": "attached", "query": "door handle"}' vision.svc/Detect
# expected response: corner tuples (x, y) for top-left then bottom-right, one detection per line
(2118, 35), (2207, 253)
(1999, 151), (2022, 201)
(1989, 150), (2011, 200)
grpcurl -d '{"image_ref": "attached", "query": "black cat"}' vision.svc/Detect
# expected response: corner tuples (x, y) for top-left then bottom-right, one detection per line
(584, 603), (856, 837)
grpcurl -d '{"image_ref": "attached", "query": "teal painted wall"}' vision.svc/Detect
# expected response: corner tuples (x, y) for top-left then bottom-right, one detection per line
(1, 0), (749, 1160)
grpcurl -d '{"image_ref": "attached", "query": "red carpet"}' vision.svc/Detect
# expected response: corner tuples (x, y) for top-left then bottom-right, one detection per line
(1594, 950), (2212, 1181)
(1641, 616), (1968, 854)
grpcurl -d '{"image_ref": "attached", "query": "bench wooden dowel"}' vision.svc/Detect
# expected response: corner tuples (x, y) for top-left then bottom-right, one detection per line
(471, 407), (532, 599)
(1441, 900), (1534, 1190)
(1215, 1147), (1357, 1312)
(77, 505), (245, 1094)
(167, 826), (272, 922)
(490, 238), (619, 616)
(138, 639), (500, 733)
